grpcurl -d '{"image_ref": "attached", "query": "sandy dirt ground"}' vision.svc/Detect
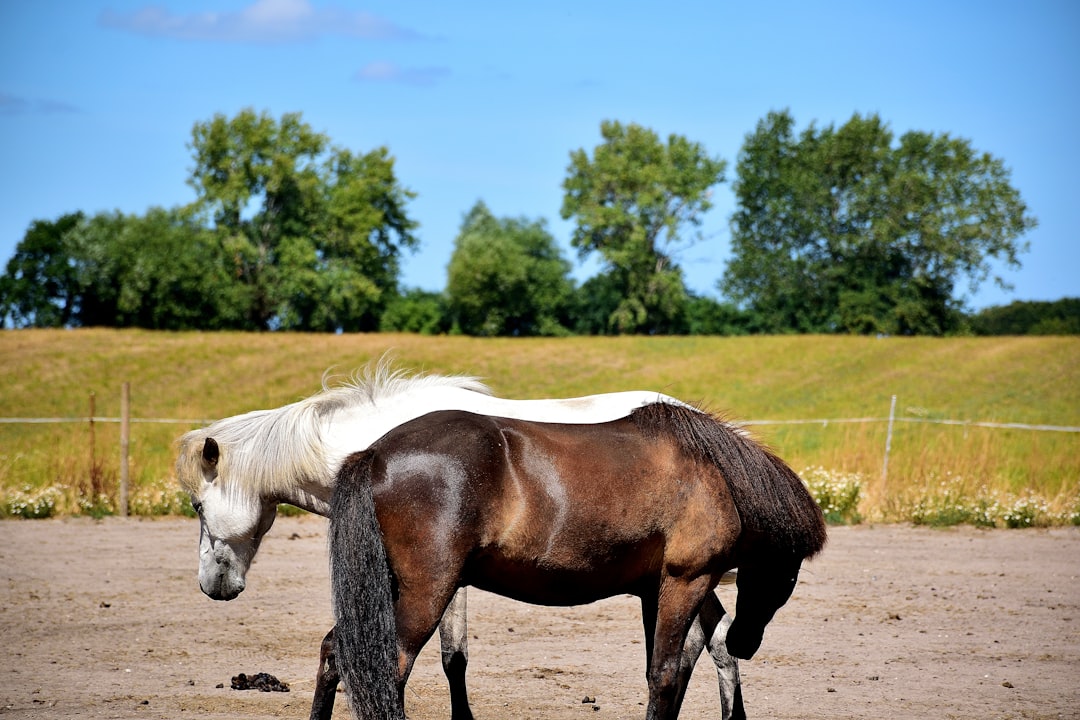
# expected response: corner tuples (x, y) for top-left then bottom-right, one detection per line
(1, 516), (1077, 720)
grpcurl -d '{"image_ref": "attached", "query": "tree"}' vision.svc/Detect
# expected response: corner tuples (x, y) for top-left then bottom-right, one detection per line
(970, 298), (1080, 336)
(187, 108), (418, 331)
(380, 288), (450, 335)
(722, 110), (1037, 335)
(1, 212), (84, 327)
(1, 209), (248, 329)
(683, 295), (758, 336)
(73, 208), (250, 329)
(561, 120), (727, 333)
(446, 201), (574, 336)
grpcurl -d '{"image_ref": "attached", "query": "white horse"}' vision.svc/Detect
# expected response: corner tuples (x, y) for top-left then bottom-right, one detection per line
(176, 363), (744, 720)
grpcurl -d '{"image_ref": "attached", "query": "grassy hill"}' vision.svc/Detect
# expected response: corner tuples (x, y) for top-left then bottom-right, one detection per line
(2, 329), (1077, 524)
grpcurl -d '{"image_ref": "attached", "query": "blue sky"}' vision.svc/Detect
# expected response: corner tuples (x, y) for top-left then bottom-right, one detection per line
(2, 0), (1077, 309)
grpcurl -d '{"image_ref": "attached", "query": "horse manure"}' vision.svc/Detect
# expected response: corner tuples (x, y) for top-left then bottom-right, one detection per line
(230, 672), (290, 692)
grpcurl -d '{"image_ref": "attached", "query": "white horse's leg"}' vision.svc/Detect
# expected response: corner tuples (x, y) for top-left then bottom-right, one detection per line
(438, 588), (473, 720)
(674, 589), (745, 720)
(676, 613), (707, 707)
(699, 592), (745, 720)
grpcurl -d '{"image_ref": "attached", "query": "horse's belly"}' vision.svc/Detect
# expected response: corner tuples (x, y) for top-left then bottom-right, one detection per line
(464, 554), (650, 606)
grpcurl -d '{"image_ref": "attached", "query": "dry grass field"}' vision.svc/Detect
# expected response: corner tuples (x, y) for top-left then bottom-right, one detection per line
(1, 329), (1078, 523)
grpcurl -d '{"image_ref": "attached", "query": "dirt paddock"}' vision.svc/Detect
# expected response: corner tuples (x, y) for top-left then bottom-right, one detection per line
(1, 517), (1077, 719)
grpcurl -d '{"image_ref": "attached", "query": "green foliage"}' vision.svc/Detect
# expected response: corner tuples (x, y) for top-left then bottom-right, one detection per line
(380, 288), (450, 334)
(72, 208), (250, 329)
(446, 201), (574, 336)
(186, 109), (418, 331)
(0, 212), (85, 328)
(562, 120), (726, 334)
(970, 298), (1080, 335)
(722, 110), (1037, 335)
(801, 467), (864, 524)
(569, 273), (624, 335)
(1, 209), (247, 330)
(2, 485), (62, 518)
(0, 110), (1052, 338)
(898, 475), (1057, 528)
(2, 109), (419, 332)
(683, 295), (758, 336)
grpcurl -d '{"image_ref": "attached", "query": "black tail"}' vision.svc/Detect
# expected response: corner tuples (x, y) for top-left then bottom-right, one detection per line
(329, 451), (404, 720)
(633, 402), (827, 561)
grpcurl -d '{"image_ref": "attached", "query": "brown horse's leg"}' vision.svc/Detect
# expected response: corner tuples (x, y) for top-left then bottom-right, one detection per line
(309, 627), (339, 720)
(439, 589), (474, 720)
(643, 576), (715, 720)
(310, 608), (474, 720)
(391, 578), (464, 715)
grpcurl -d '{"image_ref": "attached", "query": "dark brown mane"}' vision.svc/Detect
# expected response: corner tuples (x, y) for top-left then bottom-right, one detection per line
(630, 402), (827, 560)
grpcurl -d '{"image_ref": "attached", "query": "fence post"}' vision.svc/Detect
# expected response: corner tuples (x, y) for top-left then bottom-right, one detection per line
(882, 394), (897, 487)
(88, 391), (96, 476)
(119, 382), (130, 517)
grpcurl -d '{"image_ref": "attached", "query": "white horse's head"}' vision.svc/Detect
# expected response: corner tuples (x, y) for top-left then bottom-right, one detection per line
(178, 436), (279, 600)
(175, 363), (495, 600)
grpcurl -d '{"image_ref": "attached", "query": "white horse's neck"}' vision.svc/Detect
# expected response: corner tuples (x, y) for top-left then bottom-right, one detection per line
(276, 480), (334, 516)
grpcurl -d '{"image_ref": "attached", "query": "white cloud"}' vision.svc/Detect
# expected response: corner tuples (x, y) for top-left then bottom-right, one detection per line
(354, 61), (450, 87)
(99, 0), (423, 43)
(0, 92), (79, 116)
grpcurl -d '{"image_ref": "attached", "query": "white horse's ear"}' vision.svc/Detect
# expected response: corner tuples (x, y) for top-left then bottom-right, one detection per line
(202, 438), (220, 470)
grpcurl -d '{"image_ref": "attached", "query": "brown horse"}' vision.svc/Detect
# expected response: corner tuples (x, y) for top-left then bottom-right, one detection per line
(329, 402), (827, 720)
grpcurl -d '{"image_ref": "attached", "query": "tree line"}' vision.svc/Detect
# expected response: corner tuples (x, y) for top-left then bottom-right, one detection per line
(2, 108), (1057, 335)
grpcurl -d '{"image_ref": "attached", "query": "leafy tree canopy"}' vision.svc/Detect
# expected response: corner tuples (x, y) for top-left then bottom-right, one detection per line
(970, 297), (1080, 335)
(446, 201), (574, 336)
(721, 110), (1037, 335)
(1, 208), (245, 330)
(562, 120), (727, 334)
(188, 108), (418, 330)
(1, 212), (84, 328)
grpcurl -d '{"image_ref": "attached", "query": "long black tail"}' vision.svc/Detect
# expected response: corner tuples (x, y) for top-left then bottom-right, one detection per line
(328, 451), (404, 720)
(633, 402), (827, 560)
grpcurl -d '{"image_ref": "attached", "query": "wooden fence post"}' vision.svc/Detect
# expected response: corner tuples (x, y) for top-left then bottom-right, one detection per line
(882, 394), (897, 488)
(120, 382), (130, 517)
(88, 391), (96, 477)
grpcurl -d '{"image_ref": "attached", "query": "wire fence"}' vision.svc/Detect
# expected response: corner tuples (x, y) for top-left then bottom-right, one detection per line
(4, 415), (1079, 431)
(0, 417), (216, 425)
(3, 391), (1078, 519)
(739, 417), (1080, 433)
(4, 414), (1078, 432)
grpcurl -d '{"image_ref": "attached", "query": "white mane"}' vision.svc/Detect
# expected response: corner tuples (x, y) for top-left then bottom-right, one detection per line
(176, 363), (491, 498)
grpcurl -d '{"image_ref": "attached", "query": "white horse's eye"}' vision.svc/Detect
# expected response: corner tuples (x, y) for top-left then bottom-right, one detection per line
(192, 501), (203, 515)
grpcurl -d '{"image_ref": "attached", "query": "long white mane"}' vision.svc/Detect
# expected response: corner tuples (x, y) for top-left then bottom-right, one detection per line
(176, 363), (491, 498)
